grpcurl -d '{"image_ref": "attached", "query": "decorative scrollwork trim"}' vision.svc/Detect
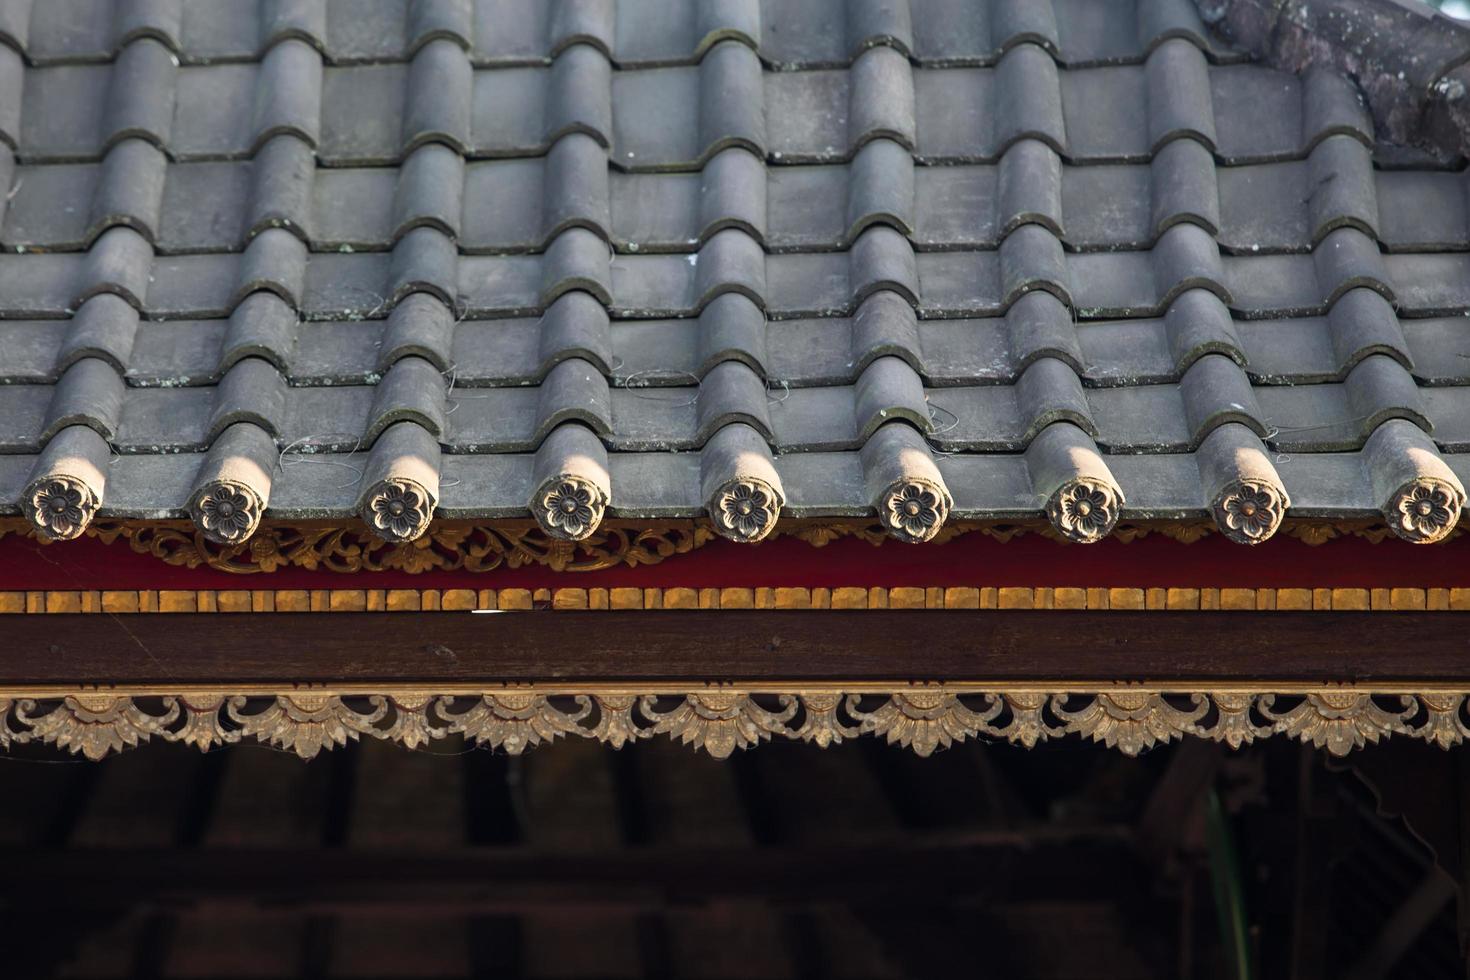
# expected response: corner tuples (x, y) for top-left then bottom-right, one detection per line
(0, 515), (1459, 578)
(3, 686), (1468, 761)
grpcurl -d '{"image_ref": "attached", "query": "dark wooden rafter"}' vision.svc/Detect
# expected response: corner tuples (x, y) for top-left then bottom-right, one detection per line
(4, 611), (1470, 687)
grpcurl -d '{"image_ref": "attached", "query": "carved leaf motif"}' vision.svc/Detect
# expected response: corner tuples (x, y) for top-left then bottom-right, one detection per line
(0, 698), (20, 749)
(1193, 693), (1273, 749)
(229, 695), (385, 760)
(850, 692), (1003, 757)
(1264, 693), (1414, 757)
(377, 695), (448, 750)
(17, 695), (173, 761)
(793, 693), (859, 748)
(993, 691), (1063, 748)
(1053, 692), (1208, 757)
(1412, 694), (1470, 750)
(439, 694), (588, 755)
(642, 693), (796, 759)
(587, 695), (646, 749)
(163, 696), (238, 752)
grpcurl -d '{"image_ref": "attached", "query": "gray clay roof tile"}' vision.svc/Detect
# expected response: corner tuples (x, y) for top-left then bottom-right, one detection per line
(0, 0), (1468, 546)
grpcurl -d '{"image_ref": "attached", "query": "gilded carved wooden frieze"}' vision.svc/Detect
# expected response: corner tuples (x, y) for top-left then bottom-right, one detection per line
(1, 688), (1466, 762)
(0, 516), (1436, 577)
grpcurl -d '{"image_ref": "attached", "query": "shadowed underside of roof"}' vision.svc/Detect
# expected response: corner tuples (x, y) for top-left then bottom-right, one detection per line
(1, 0), (1469, 557)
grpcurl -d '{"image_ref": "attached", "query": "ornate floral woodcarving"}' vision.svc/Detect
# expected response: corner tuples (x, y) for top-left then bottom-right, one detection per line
(1386, 478), (1464, 543)
(189, 482), (263, 545)
(1212, 480), (1288, 545)
(534, 477), (608, 542)
(0, 515), (1456, 576)
(23, 476), (99, 542)
(880, 480), (951, 543)
(1046, 480), (1122, 544)
(362, 479), (436, 543)
(710, 479), (782, 543)
(4, 689), (1469, 762)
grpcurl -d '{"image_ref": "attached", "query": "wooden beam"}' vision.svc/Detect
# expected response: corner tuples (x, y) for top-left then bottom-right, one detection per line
(3, 611), (1470, 686)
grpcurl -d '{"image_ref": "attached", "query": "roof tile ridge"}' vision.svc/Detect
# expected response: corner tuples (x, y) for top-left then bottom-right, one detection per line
(258, 0), (327, 59)
(997, 138), (1064, 240)
(85, 137), (167, 248)
(1311, 225), (1393, 308)
(391, 142), (464, 245)
(1197, 0), (1470, 160)
(1138, 0), (1217, 60)
(547, 0), (616, 61)
(1146, 35), (1219, 154)
(1014, 355), (1099, 447)
(245, 36), (324, 157)
(541, 226), (613, 307)
(1151, 221), (1232, 311)
(1342, 351), (1432, 442)
(846, 137), (915, 243)
(0, 36), (20, 152)
(1361, 416), (1465, 542)
(406, 0), (474, 58)
(365, 354), (449, 446)
(245, 133), (316, 246)
(999, 222), (1072, 309)
(1306, 133), (1380, 245)
(1149, 136), (1221, 240)
(858, 417), (953, 543)
(849, 225), (919, 310)
(529, 420), (610, 541)
(1178, 350), (1270, 449)
(1164, 288), (1247, 376)
(685, 145), (766, 248)
(1023, 419), (1125, 543)
(1004, 289), (1086, 377)
(693, 39), (766, 168)
(993, 41), (1067, 158)
(696, 358), (775, 446)
(848, 44), (915, 155)
(1194, 421), (1291, 543)
(100, 34), (177, 156)
(357, 418), (443, 542)
(19, 203), (152, 539)
(1324, 286), (1414, 379)
(849, 290), (924, 381)
(699, 420), (784, 543)
(531, 355), (614, 449)
(402, 36), (472, 155)
(545, 41), (613, 151)
(690, 0), (762, 63)
(0, 1), (30, 60)
(683, 227), (766, 315)
(113, 0), (182, 56)
(531, 289), (614, 380)
(992, 0), (1062, 60)
(186, 212), (314, 544)
(844, 0), (916, 62)
(539, 131), (612, 248)
(694, 291), (768, 378)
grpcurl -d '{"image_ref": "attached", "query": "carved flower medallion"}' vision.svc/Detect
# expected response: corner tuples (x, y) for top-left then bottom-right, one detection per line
(883, 480), (949, 543)
(25, 476), (96, 541)
(365, 480), (433, 541)
(712, 478), (780, 542)
(191, 483), (260, 544)
(1046, 479), (1120, 543)
(1213, 480), (1287, 544)
(536, 476), (606, 541)
(1389, 479), (1462, 543)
